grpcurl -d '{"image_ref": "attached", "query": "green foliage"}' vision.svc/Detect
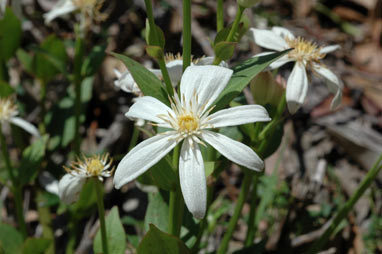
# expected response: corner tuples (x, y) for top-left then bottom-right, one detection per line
(17, 135), (48, 186)
(146, 45), (164, 60)
(144, 191), (169, 233)
(94, 207), (126, 254)
(138, 224), (191, 254)
(0, 223), (23, 254)
(213, 49), (291, 112)
(139, 156), (177, 191)
(111, 53), (169, 105)
(32, 35), (68, 82)
(81, 44), (106, 77)
(0, 8), (22, 61)
(0, 81), (14, 97)
(214, 41), (236, 61)
(214, 17), (249, 45)
(145, 19), (165, 48)
(22, 238), (51, 254)
(71, 178), (97, 215)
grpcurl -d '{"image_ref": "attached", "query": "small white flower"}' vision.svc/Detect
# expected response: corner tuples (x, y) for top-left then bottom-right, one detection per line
(43, 0), (105, 25)
(114, 65), (271, 219)
(0, 97), (40, 137)
(58, 153), (114, 204)
(114, 53), (228, 95)
(249, 26), (343, 113)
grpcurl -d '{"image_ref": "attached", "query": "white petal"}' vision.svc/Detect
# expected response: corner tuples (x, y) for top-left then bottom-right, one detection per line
(271, 26), (295, 40)
(248, 28), (289, 51)
(286, 62), (308, 114)
(113, 132), (179, 189)
(207, 105), (271, 128)
(195, 57), (228, 68)
(179, 138), (206, 219)
(114, 70), (141, 94)
(58, 173), (86, 204)
(166, 59), (184, 85)
(10, 117), (40, 137)
(43, 0), (77, 24)
(201, 130), (263, 171)
(312, 63), (343, 109)
(319, 45), (340, 55)
(125, 96), (174, 127)
(180, 65), (233, 114)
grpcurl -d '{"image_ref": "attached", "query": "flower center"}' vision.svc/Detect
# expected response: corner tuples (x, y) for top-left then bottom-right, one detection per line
(178, 114), (199, 133)
(0, 98), (18, 122)
(285, 36), (325, 63)
(165, 53), (183, 63)
(87, 158), (104, 176)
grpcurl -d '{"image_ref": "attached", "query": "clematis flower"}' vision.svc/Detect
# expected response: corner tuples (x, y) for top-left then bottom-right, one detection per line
(114, 65), (271, 219)
(249, 27), (342, 114)
(0, 97), (40, 137)
(114, 53), (227, 95)
(58, 153), (114, 204)
(43, 0), (105, 25)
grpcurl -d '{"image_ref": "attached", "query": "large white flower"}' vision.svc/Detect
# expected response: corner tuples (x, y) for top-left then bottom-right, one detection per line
(249, 26), (343, 114)
(58, 153), (114, 204)
(0, 97), (40, 137)
(114, 65), (271, 219)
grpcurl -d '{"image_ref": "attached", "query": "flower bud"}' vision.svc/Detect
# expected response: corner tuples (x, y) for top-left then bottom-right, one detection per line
(237, 0), (261, 8)
(250, 71), (285, 107)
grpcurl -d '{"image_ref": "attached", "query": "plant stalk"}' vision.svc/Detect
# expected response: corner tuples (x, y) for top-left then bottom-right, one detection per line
(217, 170), (253, 254)
(307, 154), (382, 254)
(94, 178), (108, 254)
(244, 174), (259, 246)
(217, 0), (224, 32)
(182, 0), (192, 72)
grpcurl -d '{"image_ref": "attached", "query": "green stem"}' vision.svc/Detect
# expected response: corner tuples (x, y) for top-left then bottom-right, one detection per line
(144, 0), (174, 95)
(226, 4), (245, 42)
(73, 31), (85, 155)
(258, 93), (286, 140)
(168, 145), (184, 237)
(307, 154), (382, 254)
(217, 170), (253, 254)
(244, 174), (259, 246)
(182, 0), (192, 72)
(0, 124), (27, 238)
(36, 190), (55, 254)
(128, 126), (140, 151)
(39, 80), (47, 134)
(94, 178), (108, 254)
(217, 0), (224, 32)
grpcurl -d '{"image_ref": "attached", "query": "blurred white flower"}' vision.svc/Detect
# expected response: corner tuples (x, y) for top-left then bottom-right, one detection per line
(43, 0), (105, 25)
(249, 27), (342, 114)
(114, 65), (271, 219)
(0, 0), (7, 16)
(0, 97), (40, 137)
(58, 153), (114, 204)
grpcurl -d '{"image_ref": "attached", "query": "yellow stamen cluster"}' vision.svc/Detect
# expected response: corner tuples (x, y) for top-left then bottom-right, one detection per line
(0, 97), (18, 122)
(164, 53), (183, 63)
(64, 153), (114, 179)
(178, 114), (199, 133)
(285, 36), (325, 64)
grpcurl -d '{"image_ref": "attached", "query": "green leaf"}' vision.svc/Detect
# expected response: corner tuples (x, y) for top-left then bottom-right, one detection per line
(205, 161), (215, 177)
(138, 224), (191, 254)
(0, 223), (23, 254)
(258, 120), (284, 159)
(94, 206), (126, 254)
(213, 50), (291, 112)
(32, 35), (68, 82)
(81, 44), (106, 77)
(0, 8), (22, 61)
(214, 17), (249, 45)
(18, 135), (48, 186)
(146, 45), (164, 60)
(71, 179), (97, 215)
(16, 49), (34, 75)
(111, 52), (169, 105)
(144, 191), (169, 233)
(145, 19), (165, 48)
(0, 81), (14, 97)
(214, 41), (236, 61)
(149, 157), (177, 191)
(22, 238), (51, 254)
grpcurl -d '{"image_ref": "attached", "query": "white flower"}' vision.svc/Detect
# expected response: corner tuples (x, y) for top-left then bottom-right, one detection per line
(0, 0), (7, 16)
(249, 26), (343, 114)
(0, 97), (40, 137)
(114, 65), (271, 219)
(43, 0), (104, 25)
(58, 153), (114, 204)
(114, 54), (228, 95)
